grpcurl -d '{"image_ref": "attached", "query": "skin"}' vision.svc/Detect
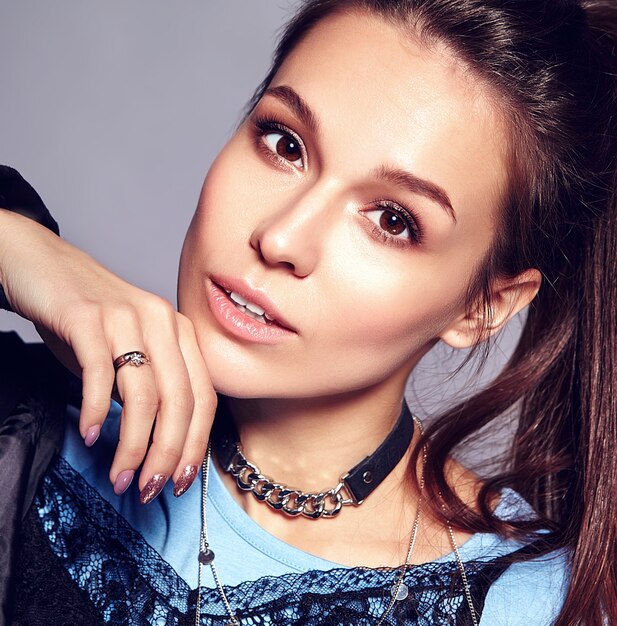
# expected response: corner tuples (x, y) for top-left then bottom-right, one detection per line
(177, 10), (541, 566)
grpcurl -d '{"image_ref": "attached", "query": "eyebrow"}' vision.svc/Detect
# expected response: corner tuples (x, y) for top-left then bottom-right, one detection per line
(370, 165), (456, 222)
(264, 85), (320, 136)
(263, 84), (455, 222)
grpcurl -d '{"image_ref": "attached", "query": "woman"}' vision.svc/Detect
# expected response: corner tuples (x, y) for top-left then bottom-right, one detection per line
(1, 0), (616, 624)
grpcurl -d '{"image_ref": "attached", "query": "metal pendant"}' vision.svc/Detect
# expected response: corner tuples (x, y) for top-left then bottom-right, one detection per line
(391, 582), (409, 601)
(198, 548), (215, 564)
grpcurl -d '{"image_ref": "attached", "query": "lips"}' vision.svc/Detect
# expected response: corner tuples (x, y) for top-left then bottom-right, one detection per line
(205, 275), (297, 344)
(210, 275), (296, 331)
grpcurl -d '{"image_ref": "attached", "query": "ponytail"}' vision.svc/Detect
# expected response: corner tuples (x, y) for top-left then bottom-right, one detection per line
(557, 9), (617, 611)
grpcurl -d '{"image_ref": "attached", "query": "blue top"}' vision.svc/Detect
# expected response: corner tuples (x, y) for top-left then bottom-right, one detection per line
(31, 401), (569, 625)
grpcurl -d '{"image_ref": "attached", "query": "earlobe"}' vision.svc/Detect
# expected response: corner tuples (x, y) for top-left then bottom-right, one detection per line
(440, 268), (542, 349)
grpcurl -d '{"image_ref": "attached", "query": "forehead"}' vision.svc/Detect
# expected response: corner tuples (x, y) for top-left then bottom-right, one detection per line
(269, 9), (510, 230)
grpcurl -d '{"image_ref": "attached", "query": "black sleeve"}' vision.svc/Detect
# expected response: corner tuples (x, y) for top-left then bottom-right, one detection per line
(0, 331), (73, 623)
(0, 165), (60, 311)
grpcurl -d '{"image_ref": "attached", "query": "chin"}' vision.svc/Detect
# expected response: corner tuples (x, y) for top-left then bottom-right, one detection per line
(202, 350), (329, 400)
(201, 348), (284, 399)
(209, 372), (266, 399)
(205, 362), (298, 399)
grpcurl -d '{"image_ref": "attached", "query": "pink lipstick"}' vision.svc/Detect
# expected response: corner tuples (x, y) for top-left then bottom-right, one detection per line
(206, 277), (297, 344)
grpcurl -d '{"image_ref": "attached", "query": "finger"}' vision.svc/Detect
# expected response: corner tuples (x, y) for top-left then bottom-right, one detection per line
(171, 316), (217, 497)
(108, 327), (159, 493)
(110, 360), (159, 493)
(38, 313), (116, 445)
(137, 314), (195, 503)
(66, 321), (116, 446)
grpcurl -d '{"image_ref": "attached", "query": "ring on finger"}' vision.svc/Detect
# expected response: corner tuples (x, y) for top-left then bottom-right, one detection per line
(113, 351), (151, 372)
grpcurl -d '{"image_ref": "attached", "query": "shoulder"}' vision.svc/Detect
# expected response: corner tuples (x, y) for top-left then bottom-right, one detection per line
(479, 546), (569, 625)
(478, 489), (570, 626)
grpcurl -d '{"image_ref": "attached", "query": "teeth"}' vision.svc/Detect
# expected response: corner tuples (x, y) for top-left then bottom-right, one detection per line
(224, 287), (274, 325)
(230, 291), (248, 306)
(245, 309), (262, 321)
(227, 289), (270, 319)
(246, 301), (265, 316)
(239, 304), (268, 324)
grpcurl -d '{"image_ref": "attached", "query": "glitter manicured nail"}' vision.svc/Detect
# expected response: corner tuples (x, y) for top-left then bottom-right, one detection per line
(140, 473), (168, 504)
(173, 465), (199, 497)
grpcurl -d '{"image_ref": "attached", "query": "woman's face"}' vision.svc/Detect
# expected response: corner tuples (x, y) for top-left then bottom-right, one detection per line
(178, 10), (509, 399)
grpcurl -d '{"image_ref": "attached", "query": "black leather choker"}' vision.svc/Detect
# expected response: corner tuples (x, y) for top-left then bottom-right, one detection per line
(211, 401), (415, 519)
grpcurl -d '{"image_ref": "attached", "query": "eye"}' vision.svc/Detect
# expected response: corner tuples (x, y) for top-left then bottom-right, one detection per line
(254, 117), (306, 170)
(264, 131), (303, 167)
(364, 202), (422, 246)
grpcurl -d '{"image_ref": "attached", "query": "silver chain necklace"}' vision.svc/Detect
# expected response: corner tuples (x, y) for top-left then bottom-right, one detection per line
(194, 417), (479, 626)
(225, 445), (357, 519)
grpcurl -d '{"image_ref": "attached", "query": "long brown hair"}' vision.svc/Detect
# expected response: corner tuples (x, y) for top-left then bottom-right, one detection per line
(244, 1), (617, 624)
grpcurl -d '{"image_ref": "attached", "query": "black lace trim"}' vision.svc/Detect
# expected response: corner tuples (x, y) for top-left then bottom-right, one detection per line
(14, 502), (103, 626)
(14, 457), (516, 625)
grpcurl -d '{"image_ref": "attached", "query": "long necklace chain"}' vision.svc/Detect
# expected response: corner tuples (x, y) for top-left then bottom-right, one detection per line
(195, 440), (239, 626)
(195, 417), (478, 626)
(373, 417), (426, 626)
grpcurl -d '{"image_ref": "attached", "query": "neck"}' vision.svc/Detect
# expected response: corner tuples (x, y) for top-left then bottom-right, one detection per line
(222, 379), (410, 492)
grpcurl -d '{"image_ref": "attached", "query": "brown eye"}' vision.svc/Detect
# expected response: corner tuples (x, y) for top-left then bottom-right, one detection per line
(364, 203), (422, 245)
(276, 135), (302, 162)
(380, 210), (406, 235)
(263, 130), (304, 167)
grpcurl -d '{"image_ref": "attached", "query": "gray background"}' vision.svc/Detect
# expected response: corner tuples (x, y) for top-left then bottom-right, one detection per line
(0, 1), (523, 456)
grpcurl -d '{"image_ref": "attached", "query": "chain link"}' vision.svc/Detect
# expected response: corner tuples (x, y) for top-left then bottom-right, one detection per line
(228, 447), (356, 519)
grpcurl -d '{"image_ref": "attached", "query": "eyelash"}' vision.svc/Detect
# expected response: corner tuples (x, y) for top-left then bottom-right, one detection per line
(365, 200), (423, 247)
(253, 115), (306, 170)
(251, 115), (423, 247)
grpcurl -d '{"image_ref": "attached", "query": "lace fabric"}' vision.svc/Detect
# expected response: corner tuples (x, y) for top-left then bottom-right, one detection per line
(15, 457), (514, 625)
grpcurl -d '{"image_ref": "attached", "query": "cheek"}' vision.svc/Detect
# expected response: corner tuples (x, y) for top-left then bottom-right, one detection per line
(316, 217), (495, 365)
(188, 136), (281, 249)
(323, 262), (464, 360)
(194, 150), (244, 234)
(179, 153), (240, 310)
(293, 236), (468, 388)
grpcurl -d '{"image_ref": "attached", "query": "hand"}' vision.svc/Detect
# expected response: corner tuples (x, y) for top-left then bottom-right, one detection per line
(0, 208), (216, 501)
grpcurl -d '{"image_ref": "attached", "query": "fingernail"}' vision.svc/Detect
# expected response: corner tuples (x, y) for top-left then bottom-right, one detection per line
(84, 425), (101, 447)
(114, 469), (134, 495)
(140, 474), (168, 505)
(173, 465), (199, 497)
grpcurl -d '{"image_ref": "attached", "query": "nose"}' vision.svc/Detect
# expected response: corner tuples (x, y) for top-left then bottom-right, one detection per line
(249, 184), (334, 277)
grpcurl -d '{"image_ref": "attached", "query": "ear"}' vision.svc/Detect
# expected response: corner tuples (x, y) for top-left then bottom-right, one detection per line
(440, 268), (542, 349)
